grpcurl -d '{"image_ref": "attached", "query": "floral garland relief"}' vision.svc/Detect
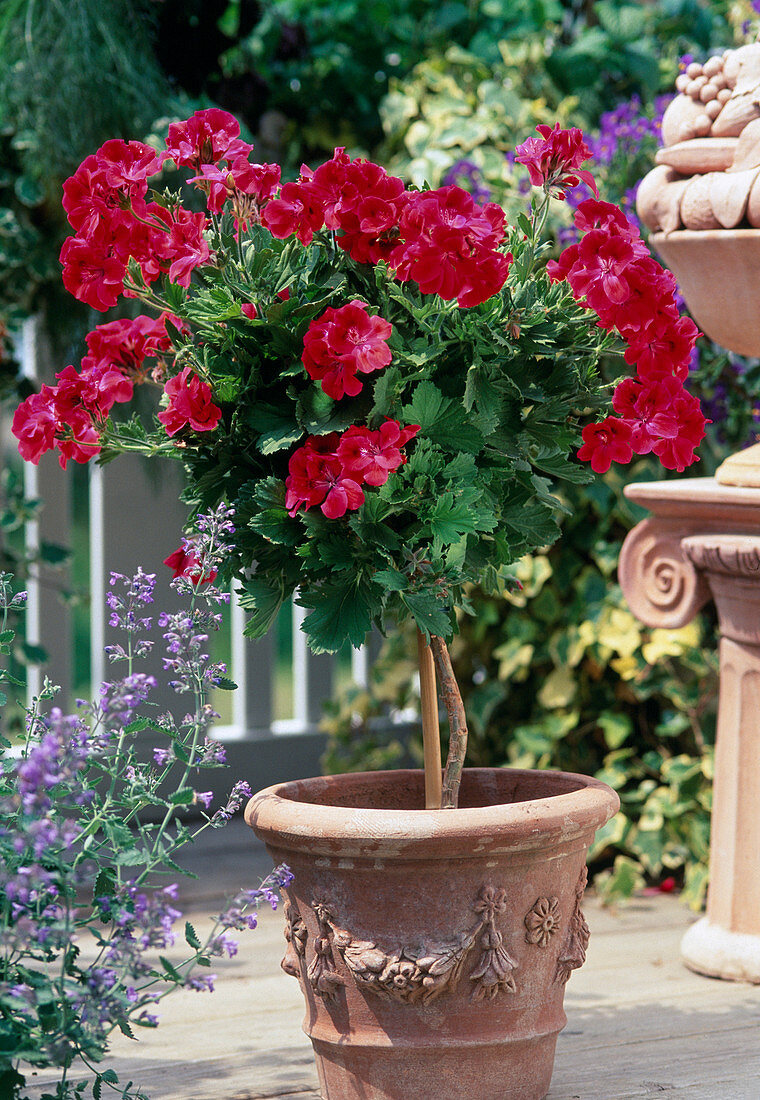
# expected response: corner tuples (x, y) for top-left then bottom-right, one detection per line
(282, 885), (521, 1005)
(282, 872), (592, 1004)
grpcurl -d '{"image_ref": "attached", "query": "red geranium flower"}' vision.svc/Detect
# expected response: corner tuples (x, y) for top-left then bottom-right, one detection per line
(391, 186), (511, 308)
(262, 181), (325, 246)
(302, 301), (393, 400)
(577, 417), (633, 474)
(163, 545), (217, 585)
(163, 108), (251, 170)
(337, 420), (420, 486)
(60, 231), (128, 312)
(515, 124), (598, 199)
(12, 387), (59, 464)
(284, 435), (365, 519)
(85, 314), (175, 379)
(157, 368), (222, 436)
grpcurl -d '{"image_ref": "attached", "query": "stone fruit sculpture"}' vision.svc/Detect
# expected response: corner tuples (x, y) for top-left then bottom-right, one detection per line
(637, 42), (760, 233)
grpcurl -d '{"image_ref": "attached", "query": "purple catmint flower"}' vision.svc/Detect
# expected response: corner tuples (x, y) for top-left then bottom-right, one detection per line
(160, 610), (227, 693)
(185, 973), (216, 992)
(211, 780), (252, 826)
(195, 790), (213, 809)
(209, 931), (238, 957)
(217, 864), (294, 930)
(153, 746), (172, 766)
(199, 737), (226, 766)
(106, 569), (157, 651)
(93, 671), (157, 728)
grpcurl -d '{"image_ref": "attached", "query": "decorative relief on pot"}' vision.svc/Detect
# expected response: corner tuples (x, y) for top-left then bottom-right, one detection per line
(281, 900), (307, 979)
(555, 867), (591, 985)
(470, 885), (518, 1001)
(524, 896), (561, 948)
(306, 900), (346, 1002)
(307, 884), (517, 1006)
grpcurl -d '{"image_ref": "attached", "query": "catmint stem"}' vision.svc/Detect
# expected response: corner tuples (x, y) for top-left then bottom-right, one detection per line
(430, 635), (468, 810)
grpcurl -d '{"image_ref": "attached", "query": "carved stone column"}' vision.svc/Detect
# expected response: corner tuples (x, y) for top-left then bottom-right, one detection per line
(619, 479), (760, 982)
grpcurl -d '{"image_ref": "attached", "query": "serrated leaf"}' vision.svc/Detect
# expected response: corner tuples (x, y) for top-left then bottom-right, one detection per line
(299, 578), (380, 653)
(245, 403), (303, 454)
(245, 478), (300, 547)
(115, 849), (149, 866)
(429, 492), (490, 543)
(403, 381), (483, 454)
(372, 568), (408, 592)
(239, 576), (285, 639)
(531, 449), (591, 484)
(118, 1018), (136, 1040)
(124, 717), (151, 735)
(185, 921), (201, 950)
(400, 590), (452, 638)
(213, 676), (238, 691)
(159, 955), (183, 982)
(170, 787), (195, 805)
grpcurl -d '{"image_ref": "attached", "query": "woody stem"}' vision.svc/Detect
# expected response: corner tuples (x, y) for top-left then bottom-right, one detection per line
(430, 635), (469, 809)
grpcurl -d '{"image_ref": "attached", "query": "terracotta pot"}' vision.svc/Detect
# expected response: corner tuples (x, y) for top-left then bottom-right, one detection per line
(650, 229), (760, 356)
(245, 767), (619, 1100)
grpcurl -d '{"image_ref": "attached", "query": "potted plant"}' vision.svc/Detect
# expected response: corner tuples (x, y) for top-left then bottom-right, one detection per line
(12, 110), (706, 1098)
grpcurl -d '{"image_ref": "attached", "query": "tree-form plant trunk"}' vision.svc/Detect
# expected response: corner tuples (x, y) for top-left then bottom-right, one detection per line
(430, 636), (469, 809)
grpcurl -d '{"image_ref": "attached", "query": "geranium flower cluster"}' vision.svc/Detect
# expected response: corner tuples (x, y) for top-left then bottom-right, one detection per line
(547, 198), (706, 473)
(11, 313), (173, 468)
(60, 108), (273, 313)
(263, 146), (512, 308)
(516, 123), (599, 200)
(285, 420), (420, 519)
(61, 137), (208, 309)
(302, 300), (393, 400)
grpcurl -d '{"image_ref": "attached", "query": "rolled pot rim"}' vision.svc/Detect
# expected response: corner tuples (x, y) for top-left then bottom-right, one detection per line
(245, 767), (620, 858)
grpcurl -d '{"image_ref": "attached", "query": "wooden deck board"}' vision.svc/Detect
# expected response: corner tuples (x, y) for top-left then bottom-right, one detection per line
(23, 822), (760, 1099)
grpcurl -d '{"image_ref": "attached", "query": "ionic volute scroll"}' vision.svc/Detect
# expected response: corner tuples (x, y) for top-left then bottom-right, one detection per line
(618, 517), (711, 629)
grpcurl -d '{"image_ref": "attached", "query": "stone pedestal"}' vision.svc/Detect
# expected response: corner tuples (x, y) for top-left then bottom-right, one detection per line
(619, 478), (760, 982)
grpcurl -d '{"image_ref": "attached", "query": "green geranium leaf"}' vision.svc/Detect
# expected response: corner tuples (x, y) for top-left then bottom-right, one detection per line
(239, 576), (286, 638)
(400, 590), (452, 639)
(403, 381), (484, 454)
(246, 403), (303, 454)
(299, 578), (380, 653)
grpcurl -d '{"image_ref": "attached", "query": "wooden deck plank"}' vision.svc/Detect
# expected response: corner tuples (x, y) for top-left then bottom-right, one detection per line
(22, 824), (760, 1099)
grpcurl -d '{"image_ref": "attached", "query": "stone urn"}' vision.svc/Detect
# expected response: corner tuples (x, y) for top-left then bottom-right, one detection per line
(246, 767), (618, 1100)
(651, 229), (760, 357)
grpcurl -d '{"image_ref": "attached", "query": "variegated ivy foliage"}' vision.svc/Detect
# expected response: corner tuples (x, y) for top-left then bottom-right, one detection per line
(379, 41), (578, 221)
